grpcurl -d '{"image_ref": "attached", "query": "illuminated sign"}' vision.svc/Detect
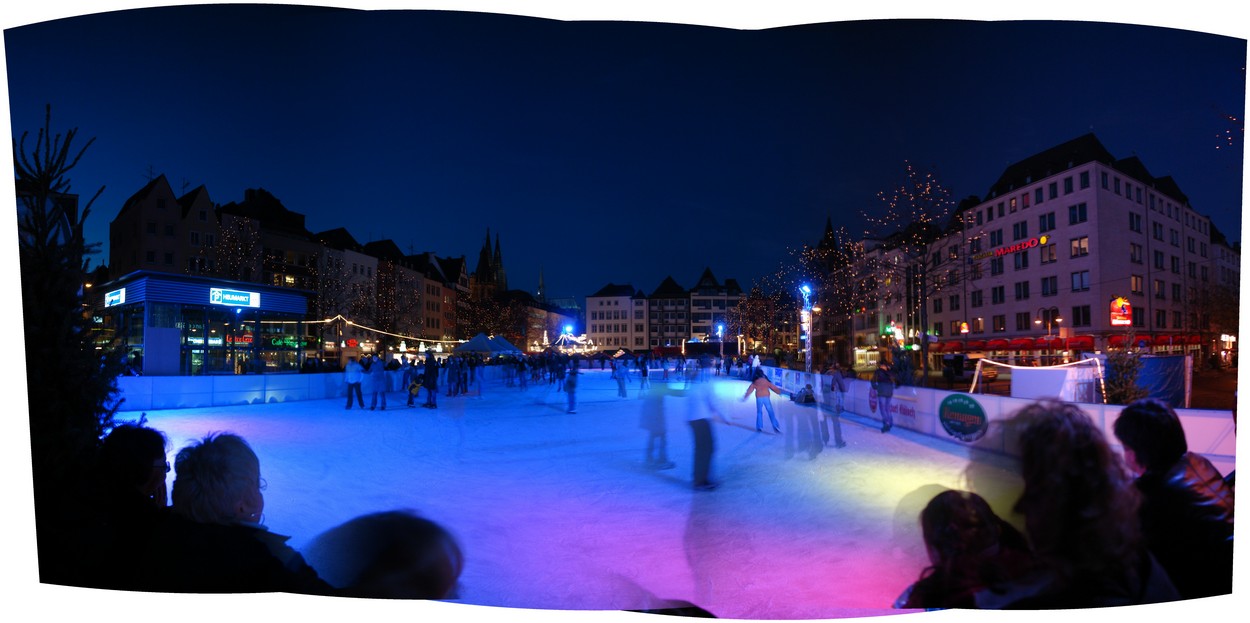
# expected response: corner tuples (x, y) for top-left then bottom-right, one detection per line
(1110, 297), (1132, 327)
(972, 235), (1049, 260)
(227, 333), (255, 345)
(105, 288), (126, 307)
(209, 287), (260, 308)
(939, 394), (989, 442)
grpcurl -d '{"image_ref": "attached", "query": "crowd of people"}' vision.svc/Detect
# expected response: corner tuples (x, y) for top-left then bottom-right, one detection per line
(892, 398), (1234, 610)
(59, 424), (465, 599)
(53, 352), (1237, 613)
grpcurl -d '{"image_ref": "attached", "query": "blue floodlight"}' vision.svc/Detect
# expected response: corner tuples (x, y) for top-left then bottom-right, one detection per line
(799, 284), (811, 295)
(564, 324), (573, 334)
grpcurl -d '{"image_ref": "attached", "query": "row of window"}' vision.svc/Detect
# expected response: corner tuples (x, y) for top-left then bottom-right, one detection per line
(935, 306), (1206, 336)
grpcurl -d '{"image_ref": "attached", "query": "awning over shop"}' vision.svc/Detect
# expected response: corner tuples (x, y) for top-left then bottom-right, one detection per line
(1008, 337), (1035, 350)
(1067, 335), (1094, 350)
(986, 338), (1010, 350)
(964, 340), (986, 351)
(1036, 335), (1065, 350)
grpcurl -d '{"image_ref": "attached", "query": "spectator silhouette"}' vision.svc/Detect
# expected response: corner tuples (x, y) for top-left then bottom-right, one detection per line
(1112, 398), (1234, 599)
(77, 422), (171, 589)
(978, 400), (1180, 608)
(303, 509), (464, 599)
(893, 489), (1038, 609)
(136, 432), (334, 594)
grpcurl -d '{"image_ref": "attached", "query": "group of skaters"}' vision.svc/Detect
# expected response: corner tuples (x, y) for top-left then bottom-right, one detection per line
(52, 423), (464, 599)
(342, 352), (496, 411)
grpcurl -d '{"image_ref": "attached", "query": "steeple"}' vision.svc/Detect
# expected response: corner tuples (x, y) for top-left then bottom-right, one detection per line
(493, 232), (507, 291)
(536, 265), (546, 303)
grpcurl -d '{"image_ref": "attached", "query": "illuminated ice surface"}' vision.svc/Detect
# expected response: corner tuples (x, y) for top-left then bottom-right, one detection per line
(125, 369), (1028, 620)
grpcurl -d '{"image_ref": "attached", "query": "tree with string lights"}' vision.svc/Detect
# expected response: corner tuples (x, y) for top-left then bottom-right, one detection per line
(857, 161), (960, 385)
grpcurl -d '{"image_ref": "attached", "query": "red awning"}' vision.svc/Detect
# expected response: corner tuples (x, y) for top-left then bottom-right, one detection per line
(1008, 338), (1036, 350)
(1135, 335), (1155, 347)
(946, 342), (964, 353)
(1108, 334), (1129, 348)
(1185, 334), (1203, 345)
(986, 338), (1010, 350)
(1036, 336), (1065, 349)
(929, 342), (947, 353)
(965, 340), (986, 350)
(1067, 336), (1094, 350)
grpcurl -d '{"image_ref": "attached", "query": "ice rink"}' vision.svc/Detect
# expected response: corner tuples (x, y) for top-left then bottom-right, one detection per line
(11, 366), (1240, 621)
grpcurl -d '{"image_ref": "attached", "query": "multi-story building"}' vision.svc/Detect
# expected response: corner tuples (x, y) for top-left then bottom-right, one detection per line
(688, 268), (744, 343)
(312, 228), (379, 359)
(646, 276), (690, 352)
(586, 284), (647, 352)
(848, 133), (1238, 369)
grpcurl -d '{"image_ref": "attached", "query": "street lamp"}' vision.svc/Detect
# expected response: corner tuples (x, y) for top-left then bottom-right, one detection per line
(717, 323), (725, 359)
(799, 284), (814, 374)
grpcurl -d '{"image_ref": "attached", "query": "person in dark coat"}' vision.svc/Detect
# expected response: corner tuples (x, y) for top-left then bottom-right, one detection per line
(136, 432), (334, 595)
(76, 423), (172, 590)
(422, 352), (439, 408)
(872, 361), (898, 433)
(368, 354), (389, 410)
(1113, 398), (1235, 599)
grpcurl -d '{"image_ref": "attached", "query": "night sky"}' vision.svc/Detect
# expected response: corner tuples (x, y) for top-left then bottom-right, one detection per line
(4, 3), (1246, 303)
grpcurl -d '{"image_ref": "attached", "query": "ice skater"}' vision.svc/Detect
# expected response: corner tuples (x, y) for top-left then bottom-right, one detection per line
(565, 360), (579, 413)
(344, 356), (365, 410)
(640, 382), (675, 470)
(742, 368), (791, 433)
(615, 360), (629, 398)
(685, 377), (726, 491)
(872, 361), (898, 433)
(368, 354), (388, 411)
(422, 352), (439, 409)
(824, 363), (849, 448)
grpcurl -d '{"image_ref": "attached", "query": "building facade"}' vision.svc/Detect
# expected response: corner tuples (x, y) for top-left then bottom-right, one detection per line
(847, 134), (1239, 369)
(586, 284), (647, 351)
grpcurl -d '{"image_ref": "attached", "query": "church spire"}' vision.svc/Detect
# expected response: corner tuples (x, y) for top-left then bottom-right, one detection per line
(536, 265), (546, 303)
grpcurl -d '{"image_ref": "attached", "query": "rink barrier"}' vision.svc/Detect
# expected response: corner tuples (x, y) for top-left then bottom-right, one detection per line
(110, 365), (1235, 476)
(111, 366), (508, 413)
(760, 366), (1236, 477)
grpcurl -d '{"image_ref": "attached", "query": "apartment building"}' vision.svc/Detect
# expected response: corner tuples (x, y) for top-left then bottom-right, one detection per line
(586, 283), (647, 351)
(849, 133), (1239, 368)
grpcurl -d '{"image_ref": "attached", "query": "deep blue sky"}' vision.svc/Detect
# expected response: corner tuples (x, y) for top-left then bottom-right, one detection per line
(5, 3), (1245, 302)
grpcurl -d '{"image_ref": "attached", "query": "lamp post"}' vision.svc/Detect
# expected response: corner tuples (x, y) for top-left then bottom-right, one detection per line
(717, 323), (725, 360)
(1034, 306), (1062, 364)
(800, 284), (813, 374)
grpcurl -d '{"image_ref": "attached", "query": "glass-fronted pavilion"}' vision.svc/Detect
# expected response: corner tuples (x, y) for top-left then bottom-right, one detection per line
(92, 271), (314, 375)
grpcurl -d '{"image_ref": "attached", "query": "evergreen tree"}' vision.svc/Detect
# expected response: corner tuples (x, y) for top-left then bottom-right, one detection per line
(1104, 336), (1149, 405)
(15, 105), (124, 583)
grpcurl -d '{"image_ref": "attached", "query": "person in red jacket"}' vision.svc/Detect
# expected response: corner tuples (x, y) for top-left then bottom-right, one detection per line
(742, 368), (791, 433)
